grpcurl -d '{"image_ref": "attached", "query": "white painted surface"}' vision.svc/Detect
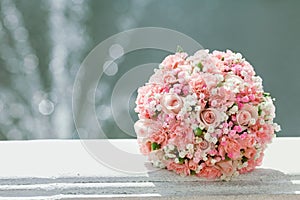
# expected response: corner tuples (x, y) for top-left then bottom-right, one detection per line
(0, 138), (299, 199)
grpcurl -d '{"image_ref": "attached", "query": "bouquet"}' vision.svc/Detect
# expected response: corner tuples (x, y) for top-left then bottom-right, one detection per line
(134, 49), (280, 180)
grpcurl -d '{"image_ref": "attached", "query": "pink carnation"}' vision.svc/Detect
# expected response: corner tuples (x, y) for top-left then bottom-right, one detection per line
(197, 166), (222, 179)
(167, 161), (190, 176)
(218, 136), (241, 160)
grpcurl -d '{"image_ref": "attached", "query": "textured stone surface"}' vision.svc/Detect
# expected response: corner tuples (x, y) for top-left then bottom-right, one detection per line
(0, 138), (299, 199)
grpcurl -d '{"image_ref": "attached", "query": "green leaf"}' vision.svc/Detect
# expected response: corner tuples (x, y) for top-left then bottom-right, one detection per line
(178, 157), (185, 164)
(190, 170), (196, 175)
(258, 107), (262, 116)
(225, 154), (231, 161)
(151, 142), (161, 151)
(197, 62), (203, 70)
(194, 128), (203, 137)
(241, 156), (248, 163)
(263, 92), (270, 97)
(152, 110), (161, 118)
(176, 45), (184, 53)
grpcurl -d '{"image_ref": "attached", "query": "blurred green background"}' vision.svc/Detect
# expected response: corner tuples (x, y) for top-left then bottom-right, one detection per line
(0, 0), (298, 139)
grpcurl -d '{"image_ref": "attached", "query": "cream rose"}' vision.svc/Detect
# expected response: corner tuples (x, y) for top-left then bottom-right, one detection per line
(216, 160), (236, 177)
(236, 104), (258, 126)
(134, 119), (158, 138)
(160, 93), (183, 114)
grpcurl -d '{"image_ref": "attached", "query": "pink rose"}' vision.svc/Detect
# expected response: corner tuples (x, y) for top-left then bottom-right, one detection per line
(216, 160), (236, 177)
(197, 166), (221, 179)
(237, 104), (258, 126)
(199, 108), (221, 128)
(134, 119), (160, 138)
(160, 93), (183, 114)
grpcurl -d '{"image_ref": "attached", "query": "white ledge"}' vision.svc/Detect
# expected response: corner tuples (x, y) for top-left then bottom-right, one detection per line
(0, 138), (299, 199)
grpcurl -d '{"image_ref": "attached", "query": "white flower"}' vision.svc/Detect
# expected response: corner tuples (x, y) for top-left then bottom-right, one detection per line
(191, 123), (198, 130)
(211, 137), (218, 144)
(186, 143), (194, 150)
(169, 144), (175, 151)
(273, 123), (281, 132)
(195, 106), (201, 111)
(156, 104), (162, 111)
(211, 159), (217, 165)
(154, 93), (161, 100)
(165, 153), (176, 159)
(204, 132), (211, 141)
(207, 126), (215, 133)
(195, 137), (203, 144)
(196, 165), (202, 173)
(228, 105), (238, 115)
(179, 151), (187, 158)
(211, 88), (217, 95)
(241, 70), (248, 77)
(259, 119), (265, 125)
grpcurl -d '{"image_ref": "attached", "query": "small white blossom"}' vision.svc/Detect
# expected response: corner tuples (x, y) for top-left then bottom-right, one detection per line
(241, 70), (248, 77)
(186, 143), (194, 150)
(211, 159), (217, 165)
(195, 106), (201, 111)
(169, 144), (175, 151)
(249, 118), (256, 125)
(211, 100), (217, 107)
(231, 105), (238, 113)
(154, 93), (161, 100)
(211, 88), (217, 95)
(259, 119), (265, 125)
(199, 93), (205, 99)
(207, 126), (215, 133)
(196, 165), (202, 173)
(165, 153), (176, 159)
(211, 137), (218, 144)
(204, 132), (211, 141)
(195, 137), (203, 144)
(191, 123), (198, 130)
(199, 124), (206, 130)
(179, 151), (187, 158)
(156, 104), (162, 111)
(273, 123), (281, 132)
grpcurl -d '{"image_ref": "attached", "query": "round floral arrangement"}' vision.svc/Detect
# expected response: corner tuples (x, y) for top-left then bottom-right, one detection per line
(134, 49), (280, 180)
